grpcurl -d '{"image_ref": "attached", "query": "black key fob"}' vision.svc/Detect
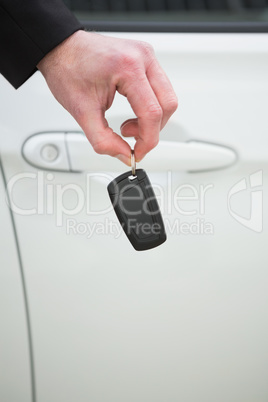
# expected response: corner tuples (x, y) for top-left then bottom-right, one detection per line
(107, 169), (166, 251)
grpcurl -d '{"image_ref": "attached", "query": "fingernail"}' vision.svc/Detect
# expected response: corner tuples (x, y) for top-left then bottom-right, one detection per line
(120, 119), (136, 130)
(120, 121), (129, 130)
(116, 154), (131, 166)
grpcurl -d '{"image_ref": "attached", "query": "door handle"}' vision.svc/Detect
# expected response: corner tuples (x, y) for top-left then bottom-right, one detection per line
(23, 132), (237, 172)
(66, 133), (237, 172)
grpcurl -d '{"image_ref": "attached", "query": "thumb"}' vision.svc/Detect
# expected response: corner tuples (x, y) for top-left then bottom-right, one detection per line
(79, 109), (132, 166)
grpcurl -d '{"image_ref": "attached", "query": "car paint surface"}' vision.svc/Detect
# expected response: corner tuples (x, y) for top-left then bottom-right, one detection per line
(0, 33), (268, 402)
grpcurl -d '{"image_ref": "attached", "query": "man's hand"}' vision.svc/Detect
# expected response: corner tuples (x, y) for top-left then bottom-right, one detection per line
(37, 30), (178, 165)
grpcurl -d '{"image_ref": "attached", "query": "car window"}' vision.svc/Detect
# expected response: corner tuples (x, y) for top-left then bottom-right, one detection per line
(64, 0), (268, 24)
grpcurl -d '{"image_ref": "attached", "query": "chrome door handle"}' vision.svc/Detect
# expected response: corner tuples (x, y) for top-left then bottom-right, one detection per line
(23, 132), (237, 172)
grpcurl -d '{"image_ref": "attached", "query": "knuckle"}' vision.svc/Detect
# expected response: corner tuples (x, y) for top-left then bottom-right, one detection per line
(145, 136), (159, 152)
(151, 136), (160, 148)
(165, 96), (179, 114)
(71, 104), (86, 121)
(118, 52), (138, 69)
(138, 41), (154, 57)
(92, 139), (107, 155)
(146, 103), (163, 120)
(116, 52), (143, 81)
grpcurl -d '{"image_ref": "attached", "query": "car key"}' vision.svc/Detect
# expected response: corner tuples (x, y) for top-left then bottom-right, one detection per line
(107, 150), (166, 251)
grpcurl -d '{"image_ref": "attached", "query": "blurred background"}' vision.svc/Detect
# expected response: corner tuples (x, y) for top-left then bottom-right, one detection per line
(63, 0), (268, 23)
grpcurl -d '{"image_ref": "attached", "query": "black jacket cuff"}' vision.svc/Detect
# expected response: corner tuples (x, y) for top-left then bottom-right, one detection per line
(0, 0), (83, 88)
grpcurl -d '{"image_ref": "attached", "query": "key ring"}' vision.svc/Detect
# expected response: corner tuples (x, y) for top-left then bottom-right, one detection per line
(131, 149), (136, 176)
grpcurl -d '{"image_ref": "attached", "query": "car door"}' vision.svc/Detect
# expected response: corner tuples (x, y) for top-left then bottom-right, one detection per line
(1, 3), (268, 402)
(0, 160), (33, 402)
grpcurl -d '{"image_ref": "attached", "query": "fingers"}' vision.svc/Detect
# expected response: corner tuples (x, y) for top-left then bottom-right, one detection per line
(146, 58), (178, 130)
(118, 75), (163, 162)
(78, 107), (132, 166)
(119, 54), (178, 161)
(120, 118), (139, 138)
(39, 31), (177, 166)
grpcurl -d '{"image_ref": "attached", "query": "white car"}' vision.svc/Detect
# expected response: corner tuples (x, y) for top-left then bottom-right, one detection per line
(1, 2), (268, 402)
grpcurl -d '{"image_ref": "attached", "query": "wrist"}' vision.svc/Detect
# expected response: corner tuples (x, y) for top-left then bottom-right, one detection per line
(37, 29), (85, 76)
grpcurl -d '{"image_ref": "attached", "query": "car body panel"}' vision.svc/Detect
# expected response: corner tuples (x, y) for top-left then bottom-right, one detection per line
(0, 33), (268, 401)
(0, 162), (32, 402)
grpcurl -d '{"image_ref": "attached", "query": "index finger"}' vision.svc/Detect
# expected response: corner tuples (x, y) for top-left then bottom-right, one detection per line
(118, 74), (163, 162)
(146, 58), (178, 130)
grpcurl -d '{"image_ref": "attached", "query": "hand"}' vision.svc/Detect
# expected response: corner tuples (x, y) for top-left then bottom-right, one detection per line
(37, 30), (178, 165)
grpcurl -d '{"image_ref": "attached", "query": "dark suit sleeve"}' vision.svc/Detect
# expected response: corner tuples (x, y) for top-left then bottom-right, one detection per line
(0, 0), (83, 89)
